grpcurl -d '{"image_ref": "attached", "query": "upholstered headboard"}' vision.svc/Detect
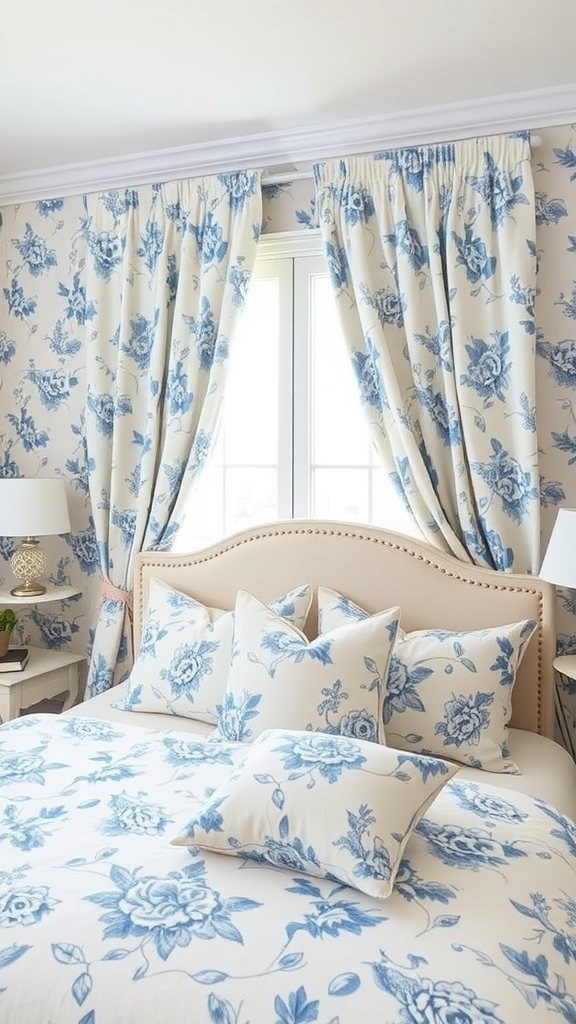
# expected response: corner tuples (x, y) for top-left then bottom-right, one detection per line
(133, 520), (556, 737)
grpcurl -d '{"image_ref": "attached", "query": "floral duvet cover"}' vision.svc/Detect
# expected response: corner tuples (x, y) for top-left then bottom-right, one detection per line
(1, 713), (575, 1024)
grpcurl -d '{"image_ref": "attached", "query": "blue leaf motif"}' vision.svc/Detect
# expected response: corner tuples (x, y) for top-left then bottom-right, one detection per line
(432, 914), (461, 929)
(274, 985), (319, 1024)
(52, 943), (85, 965)
(0, 943), (31, 970)
(213, 918), (244, 944)
(110, 863), (133, 889)
(500, 945), (550, 984)
(407, 954), (428, 968)
(328, 972), (361, 996)
(94, 847), (118, 860)
(460, 658), (477, 673)
(192, 969), (229, 985)
(278, 952), (304, 970)
(208, 993), (237, 1024)
(72, 971), (92, 1006)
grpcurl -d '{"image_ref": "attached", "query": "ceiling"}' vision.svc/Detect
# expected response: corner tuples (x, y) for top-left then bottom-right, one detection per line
(2, 0), (576, 195)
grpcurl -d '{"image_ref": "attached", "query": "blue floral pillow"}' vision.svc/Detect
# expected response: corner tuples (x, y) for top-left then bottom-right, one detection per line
(172, 728), (459, 899)
(317, 587), (537, 773)
(215, 590), (400, 743)
(119, 578), (313, 723)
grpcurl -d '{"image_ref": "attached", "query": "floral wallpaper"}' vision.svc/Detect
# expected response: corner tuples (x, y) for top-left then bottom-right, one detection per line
(1, 125), (576, 751)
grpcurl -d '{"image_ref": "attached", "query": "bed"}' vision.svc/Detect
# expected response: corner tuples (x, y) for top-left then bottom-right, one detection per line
(2, 519), (576, 1024)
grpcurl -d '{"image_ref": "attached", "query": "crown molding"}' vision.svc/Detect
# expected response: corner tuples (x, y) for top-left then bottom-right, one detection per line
(1, 84), (575, 207)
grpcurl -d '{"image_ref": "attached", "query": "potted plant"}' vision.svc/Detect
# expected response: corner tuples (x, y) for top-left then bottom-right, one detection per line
(0, 608), (17, 658)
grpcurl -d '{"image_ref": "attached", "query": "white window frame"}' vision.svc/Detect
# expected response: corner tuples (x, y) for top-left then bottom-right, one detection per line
(174, 229), (418, 550)
(257, 231), (326, 519)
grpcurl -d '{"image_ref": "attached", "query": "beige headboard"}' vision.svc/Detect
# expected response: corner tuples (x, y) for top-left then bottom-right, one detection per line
(133, 519), (556, 738)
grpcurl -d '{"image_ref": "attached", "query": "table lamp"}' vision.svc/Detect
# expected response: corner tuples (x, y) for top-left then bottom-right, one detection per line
(539, 507), (576, 589)
(0, 478), (71, 597)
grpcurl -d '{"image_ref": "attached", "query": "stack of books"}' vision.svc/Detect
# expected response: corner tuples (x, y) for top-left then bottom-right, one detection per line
(0, 648), (29, 673)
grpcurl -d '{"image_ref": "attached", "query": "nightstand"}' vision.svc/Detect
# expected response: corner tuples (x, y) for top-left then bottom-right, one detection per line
(554, 655), (576, 683)
(553, 656), (576, 761)
(0, 647), (86, 723)
(0, 585), (81, 605)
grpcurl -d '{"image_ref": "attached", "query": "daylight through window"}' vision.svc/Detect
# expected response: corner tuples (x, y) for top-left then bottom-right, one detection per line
(173, 233), (418, 551)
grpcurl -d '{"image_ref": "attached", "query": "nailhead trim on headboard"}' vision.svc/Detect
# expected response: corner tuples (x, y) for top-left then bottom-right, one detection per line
(135, 521), (554, 737)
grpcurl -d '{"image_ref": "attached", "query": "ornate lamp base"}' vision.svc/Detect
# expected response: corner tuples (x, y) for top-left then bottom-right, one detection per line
(10, 537), (47, 597)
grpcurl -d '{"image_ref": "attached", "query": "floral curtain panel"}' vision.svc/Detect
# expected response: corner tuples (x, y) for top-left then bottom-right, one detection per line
(313, 135), (539, 573)
(84, 173), (262, 697)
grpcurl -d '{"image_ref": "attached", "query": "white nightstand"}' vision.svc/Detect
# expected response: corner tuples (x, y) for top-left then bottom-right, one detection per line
(554, 655), (576, 682)
(0, 585), (80, 605)
(553, 656), (576, 761)
(0, 646), (87, 723)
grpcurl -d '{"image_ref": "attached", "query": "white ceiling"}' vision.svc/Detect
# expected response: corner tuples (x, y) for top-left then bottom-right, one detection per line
(3, 0), (576, 194)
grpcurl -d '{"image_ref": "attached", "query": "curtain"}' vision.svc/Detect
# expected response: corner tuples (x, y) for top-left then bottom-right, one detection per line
(314, 134), (539, 572)
(83, 173), (262, 697)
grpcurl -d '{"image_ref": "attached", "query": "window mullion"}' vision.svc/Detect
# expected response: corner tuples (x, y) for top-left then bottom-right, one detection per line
(274, 258), (295, 520)
(292, 256), (319, 518)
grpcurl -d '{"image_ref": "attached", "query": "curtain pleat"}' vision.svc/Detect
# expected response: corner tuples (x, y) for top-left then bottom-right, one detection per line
(83, 173), (262, 696)
(314, 136), (539, 572)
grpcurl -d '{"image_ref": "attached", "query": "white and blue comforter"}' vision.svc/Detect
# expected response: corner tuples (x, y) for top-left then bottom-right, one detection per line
(1, 713), (575, 1024)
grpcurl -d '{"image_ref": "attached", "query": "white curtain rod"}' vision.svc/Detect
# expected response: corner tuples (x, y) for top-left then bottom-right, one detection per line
(261, 135), (543, 187)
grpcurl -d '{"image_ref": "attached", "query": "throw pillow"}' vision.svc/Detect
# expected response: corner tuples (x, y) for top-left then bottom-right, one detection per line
(215, 589), (400, 742)
(119, 577), (312, 723)
(172, 727), (459, 899)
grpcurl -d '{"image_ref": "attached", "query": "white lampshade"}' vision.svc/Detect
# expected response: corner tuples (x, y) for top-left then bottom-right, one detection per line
(0, 478), (71, 538)
(0, 478), (72, 596)
(540, 508), (576, 589)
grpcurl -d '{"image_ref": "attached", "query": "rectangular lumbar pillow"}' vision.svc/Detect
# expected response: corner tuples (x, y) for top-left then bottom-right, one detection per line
(172, 727), (459, 899)
(215, 589), (400, 743)
(119, 577), (312, 723)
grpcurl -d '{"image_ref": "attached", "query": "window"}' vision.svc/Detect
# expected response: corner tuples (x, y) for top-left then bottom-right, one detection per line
(173, 232), (417, 551)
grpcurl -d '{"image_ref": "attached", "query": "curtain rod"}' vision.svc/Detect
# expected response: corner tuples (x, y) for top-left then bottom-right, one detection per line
(261, 135), (543, 187)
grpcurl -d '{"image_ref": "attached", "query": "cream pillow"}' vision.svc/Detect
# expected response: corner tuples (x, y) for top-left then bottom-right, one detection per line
(172, 728), (459, 899)
(215, 589), (400, 742)
(317, 587), (537, 772)
(120, 578), (312, 723)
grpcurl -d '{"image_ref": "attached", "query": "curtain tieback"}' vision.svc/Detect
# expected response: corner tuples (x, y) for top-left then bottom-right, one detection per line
(97, 574), (133, 621)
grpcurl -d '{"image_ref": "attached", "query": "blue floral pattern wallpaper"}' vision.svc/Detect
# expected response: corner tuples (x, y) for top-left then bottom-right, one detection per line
(1, 124), (576, 749)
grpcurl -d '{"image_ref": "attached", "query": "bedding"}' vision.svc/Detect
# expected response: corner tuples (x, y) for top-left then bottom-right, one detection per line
(66, 687), (576, 819)
(4, 519), (576, 1023)
(2, 712), (576, 1024)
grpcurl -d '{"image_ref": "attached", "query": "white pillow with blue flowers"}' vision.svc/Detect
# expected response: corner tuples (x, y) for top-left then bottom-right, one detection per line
(119, 578), (313, 723)
(172, 728), (459, 899)
(317, 587), (537, 773)
(215, 589), (400, 743)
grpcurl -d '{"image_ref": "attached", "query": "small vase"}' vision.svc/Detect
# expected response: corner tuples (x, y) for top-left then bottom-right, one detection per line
(0, 631), (11, 658)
